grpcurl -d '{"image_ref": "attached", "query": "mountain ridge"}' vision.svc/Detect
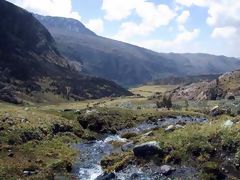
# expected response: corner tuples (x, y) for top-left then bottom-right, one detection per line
(0, 0), (131, 104)
(35, 14), (240, 87)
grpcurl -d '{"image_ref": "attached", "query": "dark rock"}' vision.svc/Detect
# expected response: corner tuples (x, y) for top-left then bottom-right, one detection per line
(63, 109), (74, 112)
(8, 152), (14, 157)
(20, 130), (43, 143)
(209, 106), (225, 117)
(96, 172), (116, 180)
(23, 170), (37, 176)
(133, 141), (163, 158)
(227, 95), (235, 100)
(52, 123), (73, 134)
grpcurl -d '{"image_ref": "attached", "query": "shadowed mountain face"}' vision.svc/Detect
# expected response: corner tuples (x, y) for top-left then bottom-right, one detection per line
(0, 1), (132, 104)
(35, 15), (240, 87)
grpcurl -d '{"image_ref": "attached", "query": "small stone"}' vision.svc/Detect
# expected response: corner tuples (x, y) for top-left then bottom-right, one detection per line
(165, 125), (175, 132)
(142, 131), (154, 137)
(160, 165), (175, 176)
(175, 124), (184, 129)
(23, 170), (36, 176)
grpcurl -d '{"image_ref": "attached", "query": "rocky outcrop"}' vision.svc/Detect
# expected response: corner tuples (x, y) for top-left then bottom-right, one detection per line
(171, 70), (240, 100)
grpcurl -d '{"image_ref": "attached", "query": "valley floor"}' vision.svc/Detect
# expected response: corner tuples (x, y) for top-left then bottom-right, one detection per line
(0, 85), (240, 179)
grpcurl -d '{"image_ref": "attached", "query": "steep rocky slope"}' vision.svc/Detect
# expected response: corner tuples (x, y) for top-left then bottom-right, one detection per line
(35, 15), (240, 87)
(0, 1), (131, 104)
(171, 70), (240, 100)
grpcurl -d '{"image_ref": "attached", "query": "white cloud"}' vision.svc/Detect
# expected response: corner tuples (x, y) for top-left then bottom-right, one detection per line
(175, 0), (209, 7)
(136, 28), (200, 53)
(207, 0), (240, 27)
(177, 10), (190, 24)
(101, 0), (139, 21)
(6, 0), (81, 20)
(86, 19), (104, 34)
(112, 1), (176, 41)
(211, 27), (237, 39)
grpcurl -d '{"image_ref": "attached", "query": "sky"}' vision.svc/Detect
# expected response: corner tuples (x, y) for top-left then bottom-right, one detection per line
(6, 0), (240, 57)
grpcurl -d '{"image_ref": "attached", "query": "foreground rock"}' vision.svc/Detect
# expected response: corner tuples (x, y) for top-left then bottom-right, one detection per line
(133, 141), (163, 158)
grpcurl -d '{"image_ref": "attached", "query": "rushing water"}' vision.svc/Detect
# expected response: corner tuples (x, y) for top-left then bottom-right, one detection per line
(72, 116), (207, 180)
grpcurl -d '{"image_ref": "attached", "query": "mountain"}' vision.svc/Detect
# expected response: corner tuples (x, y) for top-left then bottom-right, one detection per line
(170, 70), (240, 100)
(35, 15), (240, 87)
(0, 0), (131, 104)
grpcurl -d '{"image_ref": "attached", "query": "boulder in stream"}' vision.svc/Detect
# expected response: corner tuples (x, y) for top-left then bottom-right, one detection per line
(133, 141), (163, 158)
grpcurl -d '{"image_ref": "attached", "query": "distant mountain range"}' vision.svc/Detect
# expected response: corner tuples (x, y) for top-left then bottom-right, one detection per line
(35, 14), (240, 87)
(0, 0), (131, 104)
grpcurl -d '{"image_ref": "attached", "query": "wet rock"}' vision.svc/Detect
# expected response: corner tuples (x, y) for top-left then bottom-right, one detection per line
(133, 141), (163, 158)
(159, 165), (176, 176)
(122, 141), (134, 152)
(130, 173), (145, 179)
(96, 172), (116, 180)
(165, 125), (175, 132)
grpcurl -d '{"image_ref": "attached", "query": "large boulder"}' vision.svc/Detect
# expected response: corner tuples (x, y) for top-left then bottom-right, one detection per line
(133, 141), (163, 158)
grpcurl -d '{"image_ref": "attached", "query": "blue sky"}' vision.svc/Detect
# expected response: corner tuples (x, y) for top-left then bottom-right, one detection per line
(7, 0), (240, 57)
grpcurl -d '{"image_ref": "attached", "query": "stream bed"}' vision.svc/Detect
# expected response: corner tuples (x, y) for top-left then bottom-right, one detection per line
(72, 116), (207, 180)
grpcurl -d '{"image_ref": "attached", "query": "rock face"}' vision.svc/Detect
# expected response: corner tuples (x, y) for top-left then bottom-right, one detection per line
(133, 141), (163, 158)
(171, 70), (240, 100)
(0, 0), (132, 104)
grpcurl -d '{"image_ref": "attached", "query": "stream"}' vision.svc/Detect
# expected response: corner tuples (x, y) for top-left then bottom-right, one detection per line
(72, 116), (207, 180)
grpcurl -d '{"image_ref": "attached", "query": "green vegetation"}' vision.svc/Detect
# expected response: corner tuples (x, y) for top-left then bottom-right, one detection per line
(1, 83), (240, 179)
